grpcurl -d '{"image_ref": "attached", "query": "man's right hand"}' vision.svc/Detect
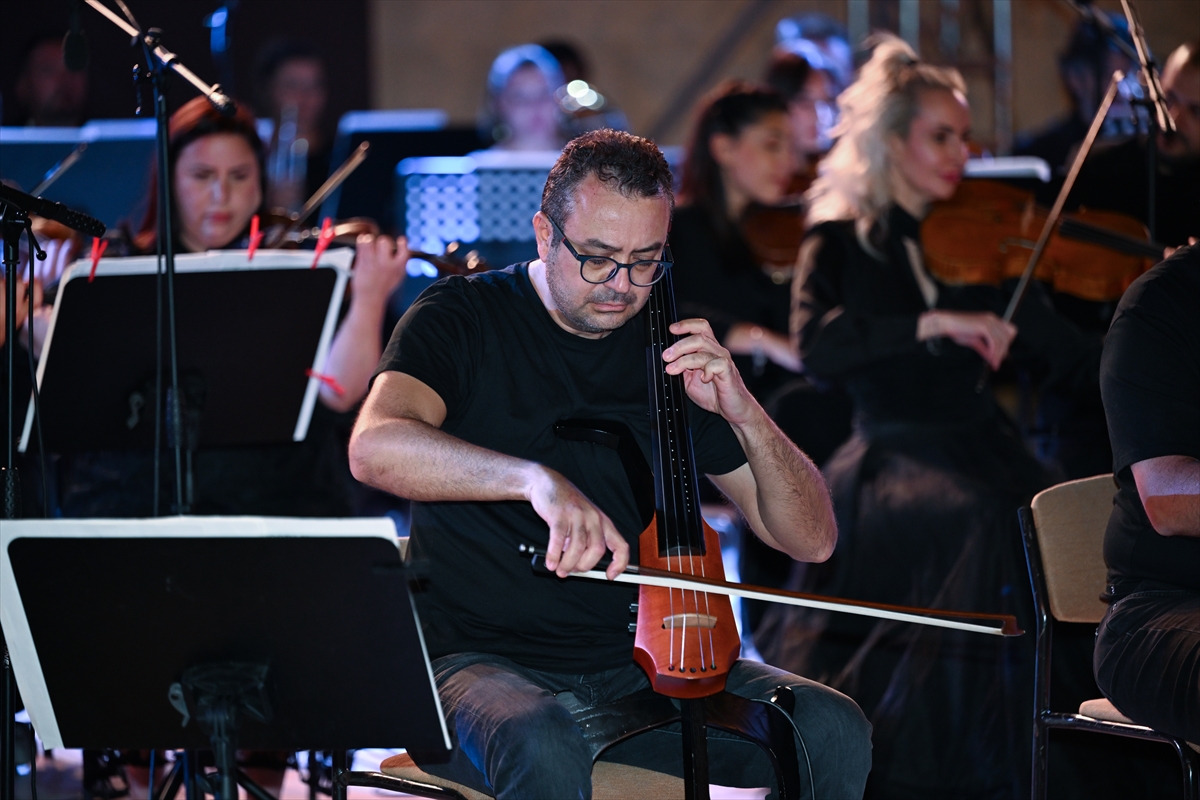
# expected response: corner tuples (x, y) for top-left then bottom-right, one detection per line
(918, 309), (1017, 371)
(526, 465), (630, 581)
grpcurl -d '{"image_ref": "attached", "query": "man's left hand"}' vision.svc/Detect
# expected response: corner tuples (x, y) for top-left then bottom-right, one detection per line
(663, 318), (757, 427)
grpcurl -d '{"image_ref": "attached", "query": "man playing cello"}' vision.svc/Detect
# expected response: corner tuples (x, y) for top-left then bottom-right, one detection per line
(349, 129), (871, 798)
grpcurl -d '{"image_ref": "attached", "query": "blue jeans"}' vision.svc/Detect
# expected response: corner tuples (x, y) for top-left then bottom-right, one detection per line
(418, 652), (872, 799)
(1094, 586), (1200, 743)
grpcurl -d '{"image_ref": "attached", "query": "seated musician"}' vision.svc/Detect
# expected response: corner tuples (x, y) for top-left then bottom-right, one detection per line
(348, 129), (872, 798)
(57, 95), (408, 520)
(1095, 242), (1200, 746)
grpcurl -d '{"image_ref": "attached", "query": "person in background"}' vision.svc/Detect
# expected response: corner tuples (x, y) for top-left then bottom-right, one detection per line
(763, 51), (835, 190)
(253, 38), (333, 210)
(774, 13), (855, 97)
(480, 44), (567, 152)
(1014, 13), (1136, 176)
(673, 82), (799, 415)
(1071, 40), (1200, 249)
(763, 35), (1100, 799)
(9, 32), (88, 127)
(54, 93), (406, 797)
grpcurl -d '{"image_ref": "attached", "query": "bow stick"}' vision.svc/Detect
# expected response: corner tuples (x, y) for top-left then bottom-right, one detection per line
(518, 545), (1022, 637)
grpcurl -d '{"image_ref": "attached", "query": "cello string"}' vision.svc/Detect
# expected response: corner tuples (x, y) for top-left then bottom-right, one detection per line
(660, 274), (713, 672)
(651, 283), (680, 669)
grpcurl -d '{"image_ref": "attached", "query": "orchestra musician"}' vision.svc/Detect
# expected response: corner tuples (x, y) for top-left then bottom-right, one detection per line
(56, 95), (407, 519)
(1071, 40), (1200, 248)
(672, 82), (800, 400)
(1095, 241), (1200, 747)
(348, 129), (872, 798)
(761, 35), (1100, 799)
(43, 94), (406, 796)
(480, 43), (568, 152)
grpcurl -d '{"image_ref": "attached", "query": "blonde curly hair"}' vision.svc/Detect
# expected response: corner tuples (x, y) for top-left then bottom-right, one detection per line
(807, 34), (966, 250)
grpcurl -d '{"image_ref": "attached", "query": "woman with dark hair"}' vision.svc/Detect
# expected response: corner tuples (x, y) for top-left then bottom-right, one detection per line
(672, 81), (799, 400)
(672, 82), (838, 648)
(61, 96), (408, 515)
(59, 94), (408, 797)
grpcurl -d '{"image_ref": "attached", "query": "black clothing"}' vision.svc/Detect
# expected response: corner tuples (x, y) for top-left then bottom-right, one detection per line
(1071, 137), (1200, 248)
(375, 263), (747, 673)
(58, 398), (354, 517)
(760, 205), (1099, 799)
(1095, 588), (1200, 743)
(1100, 245), (1200, 595)
(670, 205), (793, 400)
(1094, 243), (1200, 749)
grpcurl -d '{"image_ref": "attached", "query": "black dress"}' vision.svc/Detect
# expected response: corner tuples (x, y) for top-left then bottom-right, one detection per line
(758, 205), (1099, 799)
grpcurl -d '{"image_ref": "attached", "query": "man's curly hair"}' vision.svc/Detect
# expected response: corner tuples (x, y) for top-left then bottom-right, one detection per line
(541, 129), (673, 244)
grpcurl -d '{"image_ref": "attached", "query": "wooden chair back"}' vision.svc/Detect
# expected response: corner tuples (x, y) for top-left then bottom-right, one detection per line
(1029, 474), (1116, 624)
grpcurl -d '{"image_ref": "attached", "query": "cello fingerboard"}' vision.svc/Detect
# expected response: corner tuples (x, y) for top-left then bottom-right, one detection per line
(644, 273), (706, 558)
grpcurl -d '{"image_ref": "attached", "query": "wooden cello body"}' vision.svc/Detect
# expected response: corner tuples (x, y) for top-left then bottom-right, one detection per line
(633, 270), (741, 699)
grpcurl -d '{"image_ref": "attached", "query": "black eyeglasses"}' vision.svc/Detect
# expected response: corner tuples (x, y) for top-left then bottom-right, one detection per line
(546, 214), (672, 287)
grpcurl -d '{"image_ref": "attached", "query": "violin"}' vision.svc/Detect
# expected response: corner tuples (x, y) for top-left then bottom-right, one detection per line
(922, 179), (1163, 303)
(739, 168), (815, 274)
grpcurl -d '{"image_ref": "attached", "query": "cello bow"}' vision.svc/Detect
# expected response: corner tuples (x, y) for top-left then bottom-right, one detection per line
(518, 544), (1022, 637)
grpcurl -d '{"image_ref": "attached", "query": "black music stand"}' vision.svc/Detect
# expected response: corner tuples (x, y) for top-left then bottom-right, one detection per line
(19, 249), (354, 454)
(0, 516), (451, 798)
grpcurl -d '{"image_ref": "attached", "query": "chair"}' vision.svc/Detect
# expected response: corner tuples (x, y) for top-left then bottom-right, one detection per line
(332, 538), (803, 800)
(1018, 473), (1200, 800)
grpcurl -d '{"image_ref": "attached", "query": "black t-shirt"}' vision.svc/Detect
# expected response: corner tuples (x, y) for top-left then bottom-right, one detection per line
(375, 263), (748, 672)
(1101, 244), (1200, 594)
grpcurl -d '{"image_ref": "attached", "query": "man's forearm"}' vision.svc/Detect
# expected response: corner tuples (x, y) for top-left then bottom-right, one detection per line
(1133, 455), (1200, 538)
(728, 406), (837, 562)
(349, 415), (539, 503)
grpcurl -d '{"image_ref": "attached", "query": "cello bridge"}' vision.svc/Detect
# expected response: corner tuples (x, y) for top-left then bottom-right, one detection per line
(661, 613), (718, 630)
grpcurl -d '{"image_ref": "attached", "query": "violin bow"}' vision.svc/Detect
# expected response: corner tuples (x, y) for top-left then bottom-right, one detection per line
(975, 70), (1125, 392)
(518, 545), (1022, 637)
(274, 141), (371, 244)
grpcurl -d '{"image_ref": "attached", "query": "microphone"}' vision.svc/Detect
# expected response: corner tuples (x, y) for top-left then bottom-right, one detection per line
(0, 183), (106, 239)
(63, 0), (89, 72)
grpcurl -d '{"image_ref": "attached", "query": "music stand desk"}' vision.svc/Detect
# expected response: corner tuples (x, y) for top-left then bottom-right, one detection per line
(0, 516), (450, 756)
(20, 248), (354, 453)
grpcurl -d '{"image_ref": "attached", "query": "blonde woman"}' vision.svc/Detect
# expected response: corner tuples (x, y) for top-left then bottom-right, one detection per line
(761, 36), (1100, 799)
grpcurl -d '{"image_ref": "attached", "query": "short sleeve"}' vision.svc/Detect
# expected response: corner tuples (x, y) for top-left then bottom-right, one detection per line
(1101, 259), (1200, 472)
(374, 276), (483, 417)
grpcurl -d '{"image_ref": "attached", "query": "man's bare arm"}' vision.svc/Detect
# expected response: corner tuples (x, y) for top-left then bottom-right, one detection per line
(708, 409), (837, 564)
(1131, 455), (1200, 538)
(663, 318), (836, 563)
(349, 371), (629, 578)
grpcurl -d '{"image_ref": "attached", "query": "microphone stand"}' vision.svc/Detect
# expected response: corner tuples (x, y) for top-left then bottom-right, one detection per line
(1119, 0), (1175, 243)
(83, 0), (237, 516)
(1, 187), (103, 800)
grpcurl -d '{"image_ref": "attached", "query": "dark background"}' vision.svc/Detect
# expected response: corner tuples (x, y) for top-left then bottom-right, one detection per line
(1, 0), (370, 134)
